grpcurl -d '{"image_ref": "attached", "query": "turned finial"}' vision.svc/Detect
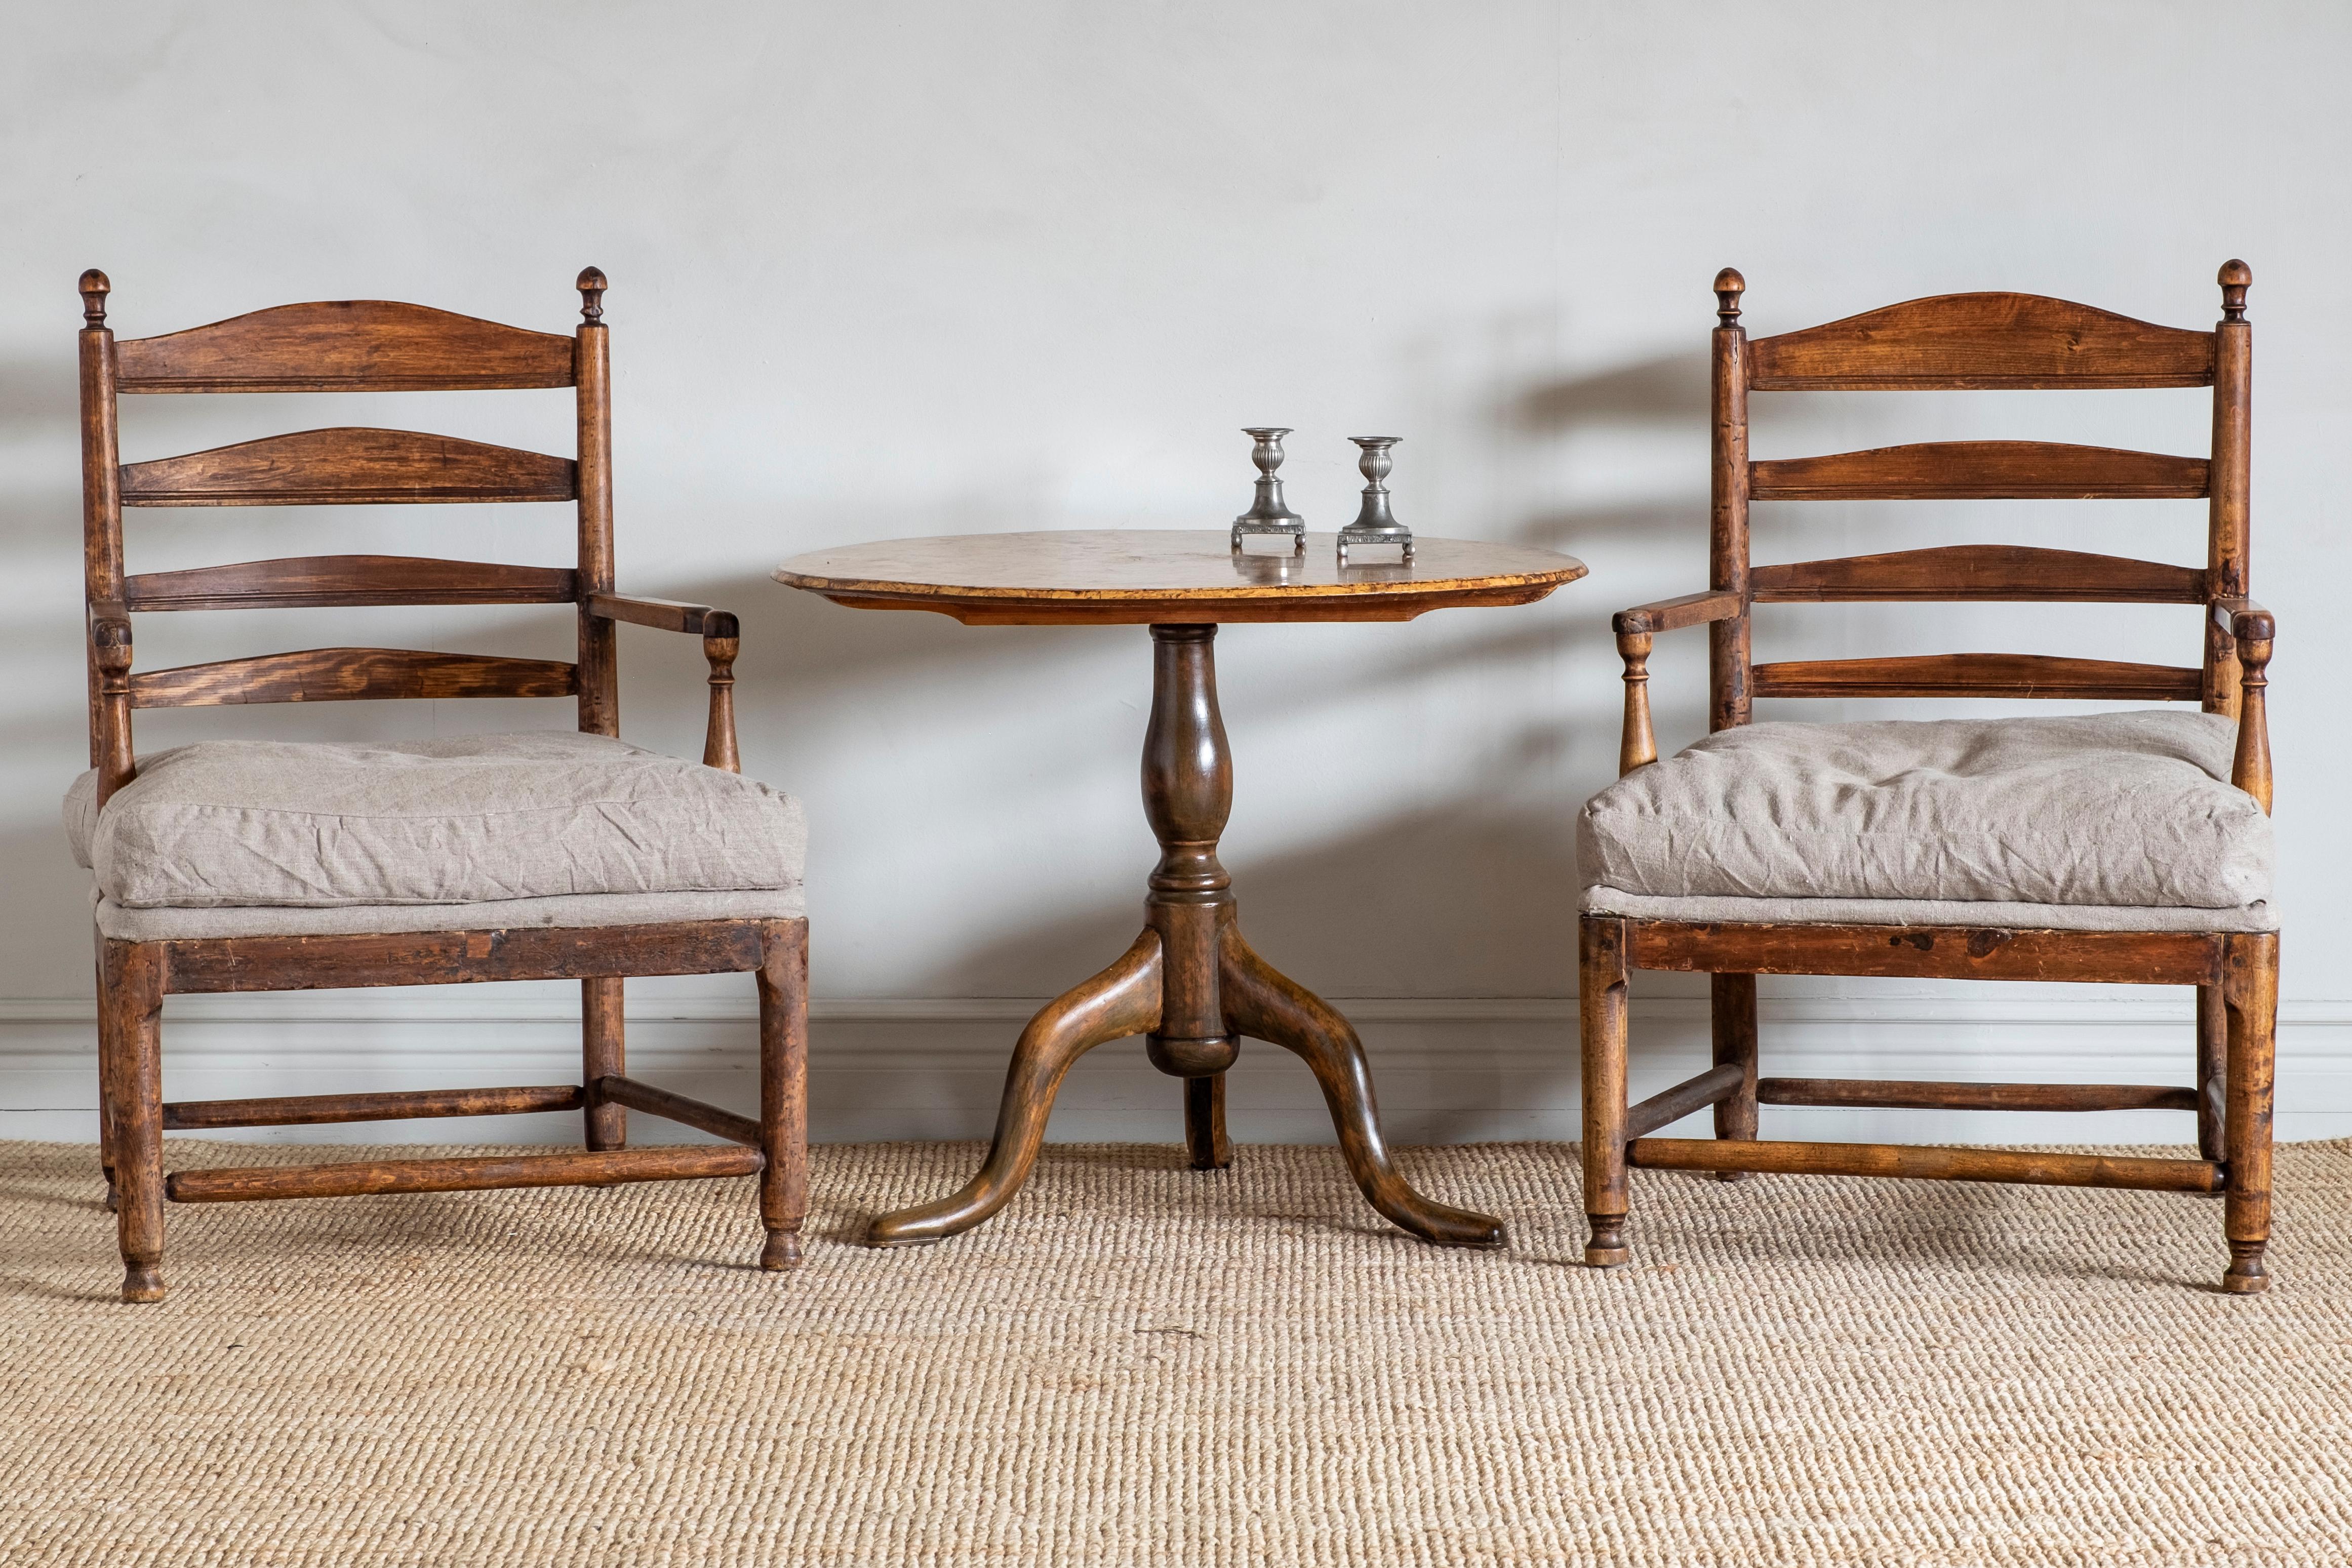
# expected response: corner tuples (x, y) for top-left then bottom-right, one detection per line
(1714, 267), (1745, 327)
(79, 269), (110, 327)
(2218, 259), (2250, 324)
(577, 266), (607, 324)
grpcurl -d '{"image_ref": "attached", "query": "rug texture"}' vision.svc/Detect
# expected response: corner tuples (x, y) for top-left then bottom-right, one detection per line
(3, 1137), (2348, 1566)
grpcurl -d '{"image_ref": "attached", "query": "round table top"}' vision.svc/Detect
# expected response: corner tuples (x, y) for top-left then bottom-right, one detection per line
(773, 530), (1586, 625)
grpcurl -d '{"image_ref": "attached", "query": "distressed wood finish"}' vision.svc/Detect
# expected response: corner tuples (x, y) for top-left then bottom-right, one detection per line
(130, 647), (578, 707)
(574, 268), (619, 737)
(1628, 921), (2226, 986)
(1749, 441), (2208, 500)
(581, 975), (627, 1150)
(120, 428), (575, 506)
(1579, 915), (1631, 1267)
(1750, 545), (2205, 604)
(125, 555), (577, 612)
(76, 269), (798, 1301)
(2222, 931), (2280, 1292)
(775, 530), (1585, 626)
(1746, 292), (2217, 389)
(758, 921), (811, 1269)
(1709, 269), (1752, 733)
(587, 593), (727, 634)
(1584, 263), (2281, 1292)
(594, 1074), (760, 1148)
(1626, 1139), (2224, 1193)
(167, 1145), (763, 1203)
(1750, 652), (2203, 702)
(113, 299), (577, 392)
(161, 920), (771, 994)
(1756, 1078), (2200, 1113)
(1624, 1063), (1745, 1141)
(163, 1083), (583, 1129)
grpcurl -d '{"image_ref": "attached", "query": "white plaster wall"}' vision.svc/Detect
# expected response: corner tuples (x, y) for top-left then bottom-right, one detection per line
(1, 1), (2344, 1144)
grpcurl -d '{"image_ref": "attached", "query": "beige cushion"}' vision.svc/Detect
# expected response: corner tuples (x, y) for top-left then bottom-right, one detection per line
(67, 731), (805, 911)
(1579, 712), (2272, 927)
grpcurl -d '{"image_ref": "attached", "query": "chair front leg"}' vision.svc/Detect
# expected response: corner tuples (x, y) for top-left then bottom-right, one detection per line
(100, 941), (167, 1303)
(756, 919), (809, 1270)
(1581, 914), (1632, 1266)
(2222, 932), (2279, 1295)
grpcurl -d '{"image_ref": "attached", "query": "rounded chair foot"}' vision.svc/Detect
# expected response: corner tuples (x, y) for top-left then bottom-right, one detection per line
(759, 1230), (803, 1271)
(121, 1263), (165, 1303)
(2223, 1242), (2270, 1295)
(1585, 1215), (1629, 1268)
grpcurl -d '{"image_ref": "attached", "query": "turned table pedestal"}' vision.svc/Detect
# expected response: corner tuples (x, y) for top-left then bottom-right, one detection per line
(775, 530), (1586, 1247)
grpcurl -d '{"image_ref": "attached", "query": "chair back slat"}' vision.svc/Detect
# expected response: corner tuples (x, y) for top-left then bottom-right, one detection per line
(1750, 545), (2204, 605)
(124, 556), (578, 612)
(114, 301), (577, 393)
(121, 428), (576, 507)
(1750, 653), (2202, 702)
(130, 648), (579, 707)
(1749, 441), (2208, 501)
(1746, 292), (2216, 390)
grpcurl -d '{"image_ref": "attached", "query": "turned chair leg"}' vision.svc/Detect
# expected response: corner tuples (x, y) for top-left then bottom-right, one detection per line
(756, 923), (810, 1270)
(2221, 933), (2279, 1295)
(1581, 915), (1631, 1267)
(1710, 973), (1759, 1181)
(101, 942), (168, 1303)
(582, 976), (627, 1151)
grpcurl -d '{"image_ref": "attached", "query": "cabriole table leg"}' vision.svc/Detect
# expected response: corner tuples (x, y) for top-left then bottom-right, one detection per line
(863, 622), (1503, 1249)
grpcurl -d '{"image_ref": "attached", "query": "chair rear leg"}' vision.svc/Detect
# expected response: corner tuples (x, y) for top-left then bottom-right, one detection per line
(1581, 915), (1631, 1267)
(2222, 933), (2279, 1295)
(101, 942), (167, 1303)
(582, 976), (627, 1150)
(1710, 973), (1758, 1180)
(2196, 982), (2226, 1164)
(756, 922), (810, 1270)
(96, 954), (118, 1213)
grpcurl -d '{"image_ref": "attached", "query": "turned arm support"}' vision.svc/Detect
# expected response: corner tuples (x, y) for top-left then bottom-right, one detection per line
(89, 607), (137, 809)
(1611, 591), (1742, 775)
(584, 593), (743, 773)
(2212, 597), (2273, 813)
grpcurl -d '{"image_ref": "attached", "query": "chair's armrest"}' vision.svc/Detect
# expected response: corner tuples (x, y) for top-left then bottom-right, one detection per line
(2210, 596), (2274, 643)
(2213, 598), (2275, 813)
(1612, 590), (1742, 774)
(1613, 589), (1741, 638)
(584, 593), (745, 773)
(586, 592), (738, 639)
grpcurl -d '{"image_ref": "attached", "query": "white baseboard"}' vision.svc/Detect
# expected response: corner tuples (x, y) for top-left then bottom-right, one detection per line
(3, 992), (2347, 1148)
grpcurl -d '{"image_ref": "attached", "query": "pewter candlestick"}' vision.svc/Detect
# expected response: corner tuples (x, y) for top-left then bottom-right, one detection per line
(1230, 427), (1306, 554)
(1336, 437), (1412, 564)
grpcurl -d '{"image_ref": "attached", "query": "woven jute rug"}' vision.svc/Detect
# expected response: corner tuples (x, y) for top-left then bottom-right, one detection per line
(3, 1137), (2348, 1565)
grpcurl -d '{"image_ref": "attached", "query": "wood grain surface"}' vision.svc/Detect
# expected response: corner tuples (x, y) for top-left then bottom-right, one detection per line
(775, 530), (1585, 624)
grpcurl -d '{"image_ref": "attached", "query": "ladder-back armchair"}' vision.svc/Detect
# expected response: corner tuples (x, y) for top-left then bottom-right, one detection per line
(1579, 262), (2277, 1293)
(75, 269), (808, 1302)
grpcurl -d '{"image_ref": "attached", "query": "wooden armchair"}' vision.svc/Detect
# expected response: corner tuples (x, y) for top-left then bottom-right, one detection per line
(76, 269), (807, 1303)
(1579, 262), (2278, 1293)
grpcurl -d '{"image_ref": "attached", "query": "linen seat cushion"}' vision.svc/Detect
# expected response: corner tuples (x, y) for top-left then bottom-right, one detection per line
(66, 731), (806, 916)
(1579, 712), (2273, 931)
